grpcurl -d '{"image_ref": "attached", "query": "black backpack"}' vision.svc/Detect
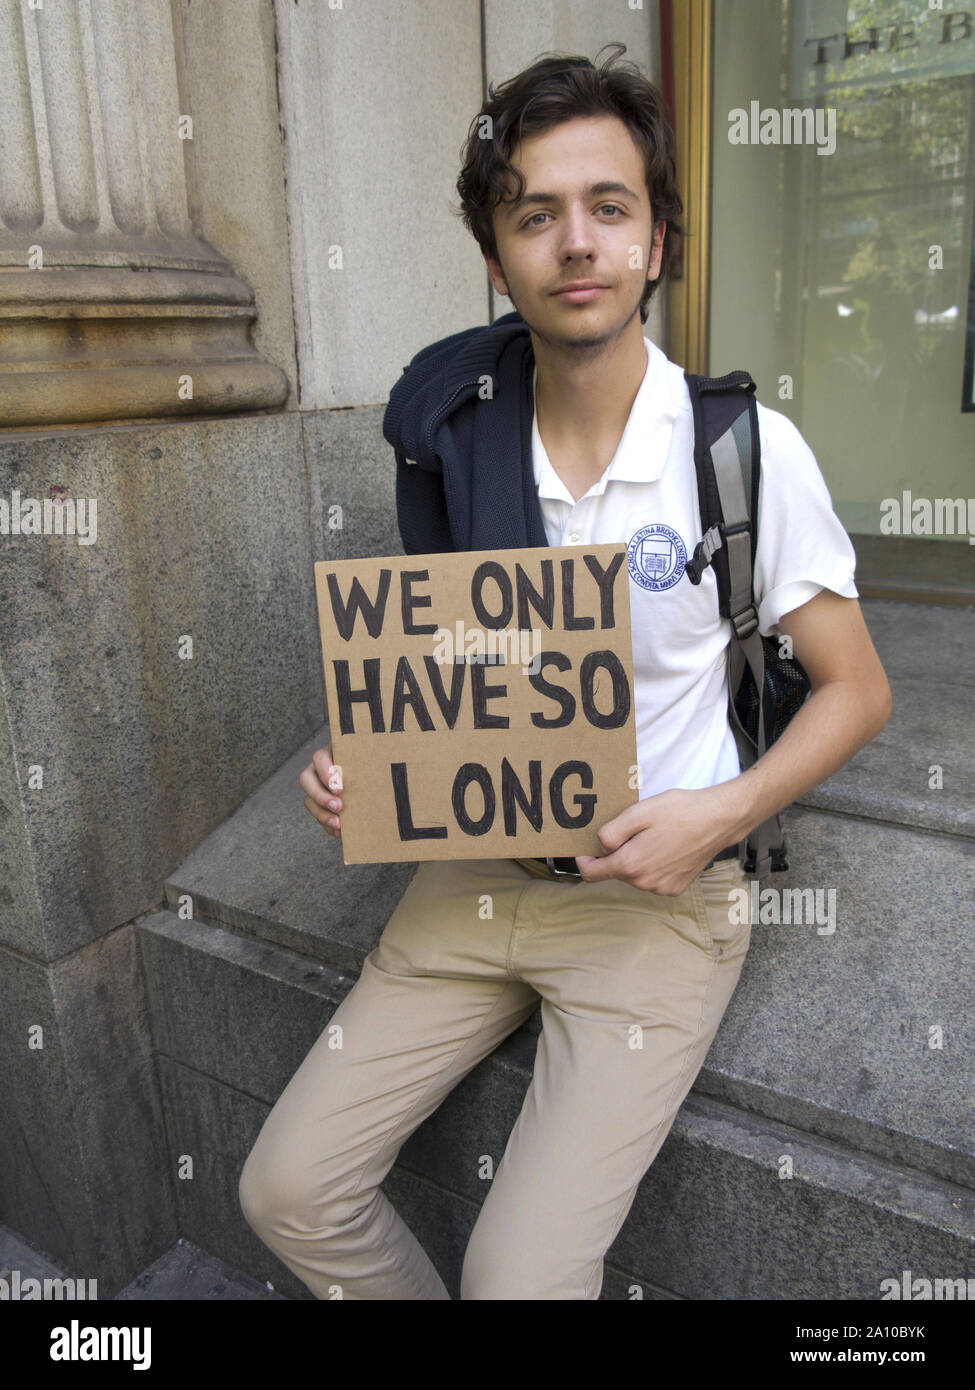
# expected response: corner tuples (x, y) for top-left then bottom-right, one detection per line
(683, 369), (812, 878)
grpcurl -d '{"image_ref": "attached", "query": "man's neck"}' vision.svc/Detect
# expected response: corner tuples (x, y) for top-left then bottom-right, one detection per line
(531, 316), (649, 491)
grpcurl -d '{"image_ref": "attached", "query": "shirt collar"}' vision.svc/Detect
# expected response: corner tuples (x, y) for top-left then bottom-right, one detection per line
(532, 337), (682, 504)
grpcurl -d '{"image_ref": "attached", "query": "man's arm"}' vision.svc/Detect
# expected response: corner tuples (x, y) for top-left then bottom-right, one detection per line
(575, 588), (892, 895)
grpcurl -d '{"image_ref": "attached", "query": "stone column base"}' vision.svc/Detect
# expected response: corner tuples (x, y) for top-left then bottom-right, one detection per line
(0, 266), (289, 427)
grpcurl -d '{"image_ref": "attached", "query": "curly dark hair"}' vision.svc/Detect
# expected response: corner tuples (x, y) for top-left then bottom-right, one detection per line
(455, 43), (684, 323)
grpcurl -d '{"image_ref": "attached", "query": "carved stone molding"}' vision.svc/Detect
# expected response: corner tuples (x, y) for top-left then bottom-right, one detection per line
(0, 0), (287, 426)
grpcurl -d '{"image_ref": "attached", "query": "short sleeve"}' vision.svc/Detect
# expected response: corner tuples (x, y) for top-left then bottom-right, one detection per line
(751, 404), (859, 636)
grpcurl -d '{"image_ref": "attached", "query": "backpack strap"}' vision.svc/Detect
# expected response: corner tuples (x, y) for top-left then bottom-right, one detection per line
(684, 370), (785, 881)
(684, 369), (756, 613)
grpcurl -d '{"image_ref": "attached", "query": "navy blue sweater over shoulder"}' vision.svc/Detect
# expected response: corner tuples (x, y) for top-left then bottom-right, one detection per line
(381, 311), (551, 556)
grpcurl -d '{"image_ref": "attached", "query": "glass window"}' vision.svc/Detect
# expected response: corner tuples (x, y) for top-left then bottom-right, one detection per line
(709, 0), (975, 553)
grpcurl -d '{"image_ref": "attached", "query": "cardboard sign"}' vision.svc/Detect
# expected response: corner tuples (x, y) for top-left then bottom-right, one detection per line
(313, 545), (638, 864)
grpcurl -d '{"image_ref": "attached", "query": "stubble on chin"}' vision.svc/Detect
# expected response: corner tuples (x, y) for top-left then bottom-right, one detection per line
(513, 289), (645, 364)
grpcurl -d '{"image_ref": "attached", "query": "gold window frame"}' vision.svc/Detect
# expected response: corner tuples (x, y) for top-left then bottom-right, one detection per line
(665, 0), (711, 376)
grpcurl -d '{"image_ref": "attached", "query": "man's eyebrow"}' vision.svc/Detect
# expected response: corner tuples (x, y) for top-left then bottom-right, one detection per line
(501, 180), (641, 217)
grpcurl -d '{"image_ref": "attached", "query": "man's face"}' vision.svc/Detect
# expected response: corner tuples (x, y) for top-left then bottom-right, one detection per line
(484, 114), (665, 352)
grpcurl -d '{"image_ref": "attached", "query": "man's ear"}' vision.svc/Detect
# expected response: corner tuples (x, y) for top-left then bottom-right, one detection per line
(648, 222), (666, 284)
(483, 248), (509, 298)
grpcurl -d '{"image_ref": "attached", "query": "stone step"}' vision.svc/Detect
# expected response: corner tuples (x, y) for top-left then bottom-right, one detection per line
(0, 1224), (282, 1301)
(797, 598), (974, 839)
(135, 907), (974, 1299)
(700, 802), (974, 1190)
(163, 728), (415, 976)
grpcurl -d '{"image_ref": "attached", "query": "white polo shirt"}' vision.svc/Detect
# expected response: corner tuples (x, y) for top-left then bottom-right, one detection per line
(531, 340), (858, 797)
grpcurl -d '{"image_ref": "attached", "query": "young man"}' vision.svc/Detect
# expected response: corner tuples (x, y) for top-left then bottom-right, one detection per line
(239, 46), (891, 1300)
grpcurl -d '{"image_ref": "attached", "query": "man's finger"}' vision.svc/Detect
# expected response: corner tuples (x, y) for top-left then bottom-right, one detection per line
(575, 850), (624, 882)
(596, 798), (655, 853)
(299, 766), (330, 803)
(304, 794), (339, 831)
(314, 748), (342, 792)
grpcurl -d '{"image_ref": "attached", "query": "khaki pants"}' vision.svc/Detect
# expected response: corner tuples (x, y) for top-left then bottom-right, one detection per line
(238, 852), (751, 1300)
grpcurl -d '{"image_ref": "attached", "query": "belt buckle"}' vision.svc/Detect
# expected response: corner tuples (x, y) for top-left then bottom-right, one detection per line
(545, 856), (582, 880)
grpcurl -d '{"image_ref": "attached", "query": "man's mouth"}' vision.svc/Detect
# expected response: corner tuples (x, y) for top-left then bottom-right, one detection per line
(551, 281), (609, 304)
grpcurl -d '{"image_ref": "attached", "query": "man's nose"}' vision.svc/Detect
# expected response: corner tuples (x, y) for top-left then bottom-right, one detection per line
(557, 207), (597, 259)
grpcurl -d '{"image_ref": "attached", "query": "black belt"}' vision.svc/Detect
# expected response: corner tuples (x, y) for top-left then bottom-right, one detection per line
(528, 844), (739, 881)
(530, 856), (584, 879)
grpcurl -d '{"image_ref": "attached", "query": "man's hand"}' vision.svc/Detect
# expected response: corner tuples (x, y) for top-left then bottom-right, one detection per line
(576, 591), (892, 897)
(575, 782), (742, 896)
(299, 744), (344, 841)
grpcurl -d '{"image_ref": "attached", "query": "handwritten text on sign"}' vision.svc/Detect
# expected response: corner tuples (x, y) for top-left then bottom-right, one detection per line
(313, 545), (638, 864)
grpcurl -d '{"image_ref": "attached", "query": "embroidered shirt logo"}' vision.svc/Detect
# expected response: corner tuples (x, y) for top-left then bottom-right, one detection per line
(627, 524), (687, 592)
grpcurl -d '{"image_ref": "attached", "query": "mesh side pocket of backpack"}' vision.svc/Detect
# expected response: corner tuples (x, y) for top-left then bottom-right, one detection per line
(732, 637), (812, 749)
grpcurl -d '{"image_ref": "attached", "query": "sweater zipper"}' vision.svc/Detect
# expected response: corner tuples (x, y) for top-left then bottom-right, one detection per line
(423, 378), (483, 455)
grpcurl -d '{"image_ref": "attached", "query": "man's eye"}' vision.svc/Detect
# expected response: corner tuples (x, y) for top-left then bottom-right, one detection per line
(523, 212), (550, 229)
(599, 204), (624, 216)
